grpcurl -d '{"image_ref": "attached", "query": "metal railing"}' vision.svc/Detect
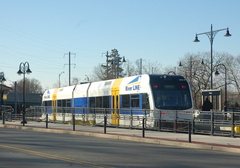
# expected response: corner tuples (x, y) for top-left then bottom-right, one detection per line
(2, 106), (240, 137)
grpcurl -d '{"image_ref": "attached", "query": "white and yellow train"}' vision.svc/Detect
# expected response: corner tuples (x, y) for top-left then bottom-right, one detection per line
(42, 74), (193, 126)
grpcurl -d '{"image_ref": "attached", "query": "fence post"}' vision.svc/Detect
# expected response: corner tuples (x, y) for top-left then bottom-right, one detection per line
(188, 121), (191, 143)
(231, 112), (235, 137)
(130, 109), (133, 129)
(174, 110), (177, 132)
(46, 114), (48, 128)
(104, 115), (107, 134)
(142, 118), (145, 137)
(211, 111), (214, 135)
(192, 116), (195, 134)
(73, 114), (75, 131)
(2, 112), (5, 124)
(158, 110), (162, 131)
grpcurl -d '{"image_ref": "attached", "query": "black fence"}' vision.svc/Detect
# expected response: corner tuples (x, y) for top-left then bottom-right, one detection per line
(2, 106), (240, 137)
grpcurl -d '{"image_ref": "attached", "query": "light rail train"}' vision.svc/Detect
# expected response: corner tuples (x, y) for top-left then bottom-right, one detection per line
(42, 74), (193, 126)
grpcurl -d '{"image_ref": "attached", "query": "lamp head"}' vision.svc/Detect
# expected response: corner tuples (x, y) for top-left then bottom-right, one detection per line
(122, 56), (126, 62)
(26, 68), (32, 74)
(0, 76), (6, 82)
(224, 28), (231, 37)
(179, 61), (182, 66)
(215, 70), (220, 76)
(2, 76), (6, 82)
(17, 69), (23, 75)
(193, 34), (200, 42)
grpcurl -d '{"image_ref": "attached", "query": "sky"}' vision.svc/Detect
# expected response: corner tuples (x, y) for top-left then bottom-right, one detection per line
(0, 0), (240, 90)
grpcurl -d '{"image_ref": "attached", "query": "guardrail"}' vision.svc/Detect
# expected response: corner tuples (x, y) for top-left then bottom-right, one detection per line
(2, 106), (240, 137)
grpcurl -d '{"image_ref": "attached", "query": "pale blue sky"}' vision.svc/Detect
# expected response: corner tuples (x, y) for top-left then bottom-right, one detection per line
(0, 0), (239, 89)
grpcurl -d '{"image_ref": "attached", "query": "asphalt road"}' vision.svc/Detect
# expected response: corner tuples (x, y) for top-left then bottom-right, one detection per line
(0, 127), (240, 168)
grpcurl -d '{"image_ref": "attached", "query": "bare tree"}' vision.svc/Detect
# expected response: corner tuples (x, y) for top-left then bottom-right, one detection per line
(123, 60), (137, 77)
(13, 78), (43, 94)
(93, 64), (107, 80)
(177, 51), (240, 109)
(72, 77), (81, 85)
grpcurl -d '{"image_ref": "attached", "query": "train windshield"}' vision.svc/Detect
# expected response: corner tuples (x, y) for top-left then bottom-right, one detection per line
(150, 75), (192, 110)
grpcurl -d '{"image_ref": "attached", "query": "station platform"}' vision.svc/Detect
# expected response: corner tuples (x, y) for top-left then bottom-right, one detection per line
(1, 120), (240, 154)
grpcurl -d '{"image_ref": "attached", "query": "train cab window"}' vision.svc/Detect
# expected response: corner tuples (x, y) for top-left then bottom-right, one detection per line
(122, 95), (130, 108)
(142, 93), (150, 109)
(96, 97), (102, 108)
(131, 94), (139, 108)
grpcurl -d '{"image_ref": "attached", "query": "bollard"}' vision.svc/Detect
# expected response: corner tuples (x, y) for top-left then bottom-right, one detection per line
(73, 114), (75, 131)
(142, 118), (145, 137)
(46, 114), (48, 128)
(188, 121), (191, 143)
(104, 116), (107, 134)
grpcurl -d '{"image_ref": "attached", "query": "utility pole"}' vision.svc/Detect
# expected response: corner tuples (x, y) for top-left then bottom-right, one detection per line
(139, 58), (142, 75)
(64, 52), (76, 86)
(105, 51), (110, 79)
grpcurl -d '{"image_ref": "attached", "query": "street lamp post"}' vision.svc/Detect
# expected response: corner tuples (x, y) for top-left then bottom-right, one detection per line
(215, 64), (227, 111)
(193, 24), (231, 89)
(17, 62), (32, 126)
(0, 72), (6, 113)
(59, 71), (64, 87)
(85, 75), (89, 82)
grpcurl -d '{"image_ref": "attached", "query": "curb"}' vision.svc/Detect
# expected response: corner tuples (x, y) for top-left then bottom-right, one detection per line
(1, 124), (240, 154)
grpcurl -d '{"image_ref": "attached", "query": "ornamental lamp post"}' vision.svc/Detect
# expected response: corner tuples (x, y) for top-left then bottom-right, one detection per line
(17, 62), (32, 126)
(215, 64), (227, 111)
(193, 24), (231, 89)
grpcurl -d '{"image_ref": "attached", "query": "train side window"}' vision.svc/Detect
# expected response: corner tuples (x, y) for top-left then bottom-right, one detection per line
(44, 101), (52, 106)
(122, 95), (130, 108)
(103, 96), (110, 108)
(142, 93), (150, 109)
(57, 100), (62, 107)
(62, 99), (66, 107)
(90, 97), (95, 108)
(66, 99), (71, 107)
(131, 94), (139, 108)
(96, 97), (102, 108)
(49, 101), (52, 106)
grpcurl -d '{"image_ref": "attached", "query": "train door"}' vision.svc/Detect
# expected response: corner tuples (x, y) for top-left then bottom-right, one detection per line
(111, 78), (123, 125)
(112, 91), (119, 125)
(52, 88), (59, 120)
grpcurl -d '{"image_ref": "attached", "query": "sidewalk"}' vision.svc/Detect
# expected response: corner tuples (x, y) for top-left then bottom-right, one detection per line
(1, 120), (240, 154)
